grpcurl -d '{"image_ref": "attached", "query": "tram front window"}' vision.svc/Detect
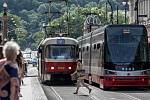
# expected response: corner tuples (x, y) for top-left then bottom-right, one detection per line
(105, 28), (147, 65)
(106, 35), (140, 64)
(46, 45), (76, 59)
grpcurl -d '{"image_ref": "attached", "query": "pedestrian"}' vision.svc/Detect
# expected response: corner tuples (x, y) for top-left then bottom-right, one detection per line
(0, 41), (20, 100)
(23, 60), (28, 76)
(16, 50), (24, 85)
(72, 59), (92, 94)
(16, 50), (25, 97)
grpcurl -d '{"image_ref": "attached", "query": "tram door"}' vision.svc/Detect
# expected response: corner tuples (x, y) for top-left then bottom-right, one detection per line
(38, 46), (43, 78)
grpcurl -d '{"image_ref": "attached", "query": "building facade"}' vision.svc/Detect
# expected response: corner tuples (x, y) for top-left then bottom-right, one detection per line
(129, 0), (150, 35)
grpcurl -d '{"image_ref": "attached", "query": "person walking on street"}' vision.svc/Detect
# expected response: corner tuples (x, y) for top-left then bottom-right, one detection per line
(72, 59), (92, 94)
(0, 41), (20, 100)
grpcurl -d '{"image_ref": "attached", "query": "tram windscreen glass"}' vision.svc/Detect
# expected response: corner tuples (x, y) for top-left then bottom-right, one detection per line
(46, 45), (76, 59)
(105, 26), (147, 64)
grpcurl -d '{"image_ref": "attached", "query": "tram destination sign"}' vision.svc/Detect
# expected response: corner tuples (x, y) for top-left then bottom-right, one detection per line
(138, 14), (147, 17)
(57, 39), (65, 44)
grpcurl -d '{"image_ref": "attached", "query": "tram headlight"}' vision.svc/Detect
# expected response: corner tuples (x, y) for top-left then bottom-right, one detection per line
(51, 67), (54, 70)
(142, 78), (145, 81)
(68, 67), (71, 70)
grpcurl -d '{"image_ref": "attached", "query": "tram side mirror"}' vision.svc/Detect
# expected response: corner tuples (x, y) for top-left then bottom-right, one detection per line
(38, 46), (42, 53)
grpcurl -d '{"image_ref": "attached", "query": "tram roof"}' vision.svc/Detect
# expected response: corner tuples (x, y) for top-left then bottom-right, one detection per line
(77, 24), (147, 41)
(77, 25), (106, 41)
(39, 37), (78, 46)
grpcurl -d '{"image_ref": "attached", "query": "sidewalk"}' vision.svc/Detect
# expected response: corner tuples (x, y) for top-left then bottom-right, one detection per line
(20, 66), (48, 100)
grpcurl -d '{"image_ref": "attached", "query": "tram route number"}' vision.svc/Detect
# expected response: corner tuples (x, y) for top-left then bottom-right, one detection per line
(58, 67), (65, 70)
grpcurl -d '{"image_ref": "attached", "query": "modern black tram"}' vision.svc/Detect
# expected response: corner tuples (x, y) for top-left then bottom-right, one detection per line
(77, 24), (150, 90)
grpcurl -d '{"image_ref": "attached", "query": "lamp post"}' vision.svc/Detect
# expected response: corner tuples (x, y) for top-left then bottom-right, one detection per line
(2, 1), (8, 44)
(116, 5), (119, 24)
(107, 0), (113, 24)
(105, 2), (108, 23)
(48, 0), (52, 22)
(43, 23), (47, 39)
(84, 13), (101, 84)
(122, 0), (128, 24)
(7, 17), (17, 40)
(134, 0), (139, 24)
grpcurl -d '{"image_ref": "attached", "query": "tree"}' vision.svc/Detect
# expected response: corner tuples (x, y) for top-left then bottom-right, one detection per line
(0, 0), (126, 50)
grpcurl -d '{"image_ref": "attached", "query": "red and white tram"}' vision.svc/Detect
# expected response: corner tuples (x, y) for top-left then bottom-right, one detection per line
(38, 37), (78, 82)
(77, 24), (150, 90)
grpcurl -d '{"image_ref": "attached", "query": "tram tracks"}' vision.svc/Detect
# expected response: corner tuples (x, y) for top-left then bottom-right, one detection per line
(121, 93), (142, 100)
(43, 85), (100, 100)
(42, 84), (149, 100)
(51, 87), (63, 100)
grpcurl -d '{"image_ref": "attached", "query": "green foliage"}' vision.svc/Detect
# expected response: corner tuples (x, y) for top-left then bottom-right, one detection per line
(0, 0), (126, 50)
(34, 31), (45, 44)
(0, 13), (28, 49)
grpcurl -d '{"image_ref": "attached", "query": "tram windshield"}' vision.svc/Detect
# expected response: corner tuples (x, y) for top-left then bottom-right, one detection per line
(46, 45), (76, 59)
(105, 26), (148, 65)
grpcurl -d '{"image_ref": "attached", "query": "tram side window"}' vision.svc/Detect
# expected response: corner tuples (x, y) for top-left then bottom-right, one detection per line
(97, 43), (100, 49)
(86, 46), (89, 51)
(139, 40), (147, 62)
(79, 48), (81, 52)
(83, 47), (85, 52)
(94, 44), (96, 50)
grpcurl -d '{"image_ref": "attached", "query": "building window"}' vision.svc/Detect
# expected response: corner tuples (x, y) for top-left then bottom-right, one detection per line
(83, 47), (85, 52)
(94, 44), (96, 49)
(86, 46), (89, 51)
(97, 43), (100, 49)
(148, 18), (150, 24)
(79, 48), (81, 52)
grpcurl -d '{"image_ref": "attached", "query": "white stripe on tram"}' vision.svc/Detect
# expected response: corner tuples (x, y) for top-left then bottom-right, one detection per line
(45, 59), (75, 62)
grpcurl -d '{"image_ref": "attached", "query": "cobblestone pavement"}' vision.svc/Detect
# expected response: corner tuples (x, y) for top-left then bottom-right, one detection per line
(20, 65), (48, 100)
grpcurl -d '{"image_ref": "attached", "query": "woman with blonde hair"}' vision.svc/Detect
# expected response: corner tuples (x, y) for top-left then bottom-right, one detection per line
(0, 41), (20, 100)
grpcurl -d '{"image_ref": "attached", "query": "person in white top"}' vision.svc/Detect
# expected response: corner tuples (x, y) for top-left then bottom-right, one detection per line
(72, 59), (92, 94)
